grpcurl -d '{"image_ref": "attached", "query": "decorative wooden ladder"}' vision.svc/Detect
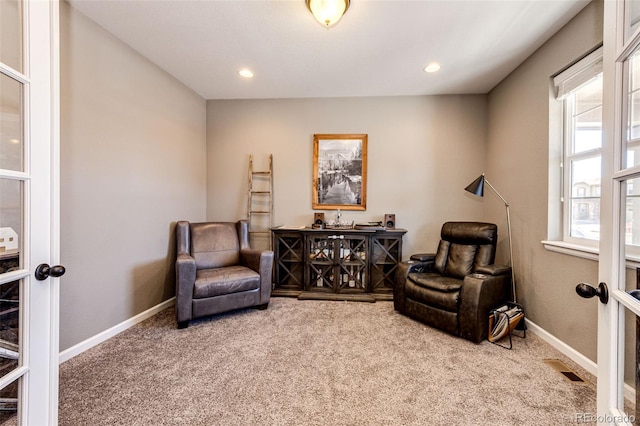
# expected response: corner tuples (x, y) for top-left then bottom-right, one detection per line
(247, 154), (273, 249)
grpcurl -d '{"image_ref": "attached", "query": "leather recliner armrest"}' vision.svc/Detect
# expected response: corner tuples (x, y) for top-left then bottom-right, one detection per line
(176, 252), (196, 323)
(458, 273), (510, 343)
(410, 253), (436, 262)
(475, 264), (511, 276)
(395, 258), (434, 282)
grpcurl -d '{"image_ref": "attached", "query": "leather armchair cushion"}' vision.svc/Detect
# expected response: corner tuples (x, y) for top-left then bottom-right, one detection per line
(409, 273), (463, 293)
(433, 241), (449, 275)
(194, 265), (260, 298)
(406, 277), (460, 312)
(441, 222), (497, 245)
(191, 223), (240, 269)
(444, 243), (477, 279)
(475, 244), (495, 268)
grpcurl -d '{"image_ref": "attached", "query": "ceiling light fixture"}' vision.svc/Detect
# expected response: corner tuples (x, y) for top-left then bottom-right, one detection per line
(306, 0), (350, 29)
(424, 63), (441, 73)
(238, 69), (254, 78)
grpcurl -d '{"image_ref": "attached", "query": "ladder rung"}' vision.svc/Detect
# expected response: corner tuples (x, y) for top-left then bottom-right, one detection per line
(248, 154), (273, 250)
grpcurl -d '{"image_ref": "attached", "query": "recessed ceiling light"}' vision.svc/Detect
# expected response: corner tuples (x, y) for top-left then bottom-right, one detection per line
(238, 69), (254, 78)
(424, 63), (441, 73)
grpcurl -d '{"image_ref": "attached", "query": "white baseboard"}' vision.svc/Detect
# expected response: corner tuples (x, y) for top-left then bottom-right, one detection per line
(525, 318), (597, 377)
(526, 318), (636, 403)
(58, 298), (175, 364)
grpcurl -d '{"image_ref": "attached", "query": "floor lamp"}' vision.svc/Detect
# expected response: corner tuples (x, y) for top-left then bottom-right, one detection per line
(464, 173), (517, 304)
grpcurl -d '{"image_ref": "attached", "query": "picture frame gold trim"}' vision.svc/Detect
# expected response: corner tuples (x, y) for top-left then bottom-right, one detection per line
(312, 134), (367, 211)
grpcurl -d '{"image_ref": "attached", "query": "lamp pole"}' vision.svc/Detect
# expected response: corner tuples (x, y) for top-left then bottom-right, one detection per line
(483, 178), (517, 303)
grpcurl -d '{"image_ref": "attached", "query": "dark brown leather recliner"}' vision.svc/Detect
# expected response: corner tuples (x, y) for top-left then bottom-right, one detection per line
(175, 220), (273, 328)
(394, 222), (511, 343)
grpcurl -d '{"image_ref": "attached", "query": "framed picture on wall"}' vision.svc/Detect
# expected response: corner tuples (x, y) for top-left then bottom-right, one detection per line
(312, 134), (367, 211)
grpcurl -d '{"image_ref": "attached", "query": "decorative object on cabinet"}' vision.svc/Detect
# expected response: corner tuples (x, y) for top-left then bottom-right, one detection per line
(394, 222), (511, 343)
(313, 212), (325, 229)
(354, 221), (384, 230)
(464, 174), (517, 303)
(272, 226), (405, 301)
(175, 220), (273, 328)
(384, 214), (396, 229)
(312, 134), (367, 211)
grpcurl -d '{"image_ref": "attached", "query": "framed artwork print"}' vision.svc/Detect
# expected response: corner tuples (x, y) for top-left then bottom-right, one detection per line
(312, 134), (367, 211)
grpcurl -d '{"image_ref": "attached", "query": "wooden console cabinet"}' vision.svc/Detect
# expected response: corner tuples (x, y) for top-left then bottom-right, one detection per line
(271, 227), (406, 301)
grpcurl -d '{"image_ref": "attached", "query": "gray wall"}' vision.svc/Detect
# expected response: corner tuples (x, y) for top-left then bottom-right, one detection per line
(486, 0), (603, 361)
(59, 0), (605, 366)
(206, 95), (488, 257)
(59, 1), (207, 351)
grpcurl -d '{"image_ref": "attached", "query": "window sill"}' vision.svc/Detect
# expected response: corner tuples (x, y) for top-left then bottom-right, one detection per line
(542, 240), (640, 268)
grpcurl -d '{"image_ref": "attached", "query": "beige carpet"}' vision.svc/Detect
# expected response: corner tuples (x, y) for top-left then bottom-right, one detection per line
(58, 298), (597, 425)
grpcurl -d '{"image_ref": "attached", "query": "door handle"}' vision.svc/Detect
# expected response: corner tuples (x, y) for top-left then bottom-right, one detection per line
(576, 282), (608, 304)
(35, 263), (66, 281)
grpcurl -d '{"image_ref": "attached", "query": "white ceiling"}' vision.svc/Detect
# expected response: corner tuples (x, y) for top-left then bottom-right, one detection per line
(67, 0), (591, 100)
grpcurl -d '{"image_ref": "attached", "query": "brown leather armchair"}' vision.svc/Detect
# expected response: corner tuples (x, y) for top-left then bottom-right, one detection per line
(175, 220), (273, 328)
(394, 222), (511, 343)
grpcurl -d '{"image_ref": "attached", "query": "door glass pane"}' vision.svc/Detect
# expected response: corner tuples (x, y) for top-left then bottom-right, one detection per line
(622, 177), (640, 423)
(0, 179), (22, 382)
(627, 178), (640, 248)
(0, 177), (21, 422)
(0, 280), (20, 375)
(0, 375), (20, 425)
(0, 0), (22, 73)
(630, 91), (640, 144)
(0, 74), (23, 172)
(628, 49), (640, 168)
(621, 251), (640, 423)
(620, 303), (638, 423)
(0, 179), (22, 269)
(628, 0), (640, 44)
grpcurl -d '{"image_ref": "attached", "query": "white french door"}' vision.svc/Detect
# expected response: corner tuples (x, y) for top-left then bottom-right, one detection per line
(0, 0), (61, 425)
(594, 0), (640, 424)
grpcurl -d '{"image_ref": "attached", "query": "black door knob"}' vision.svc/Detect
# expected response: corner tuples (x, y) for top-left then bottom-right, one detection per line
(576, 282), (608, 304)
(35, 263), (66, 281)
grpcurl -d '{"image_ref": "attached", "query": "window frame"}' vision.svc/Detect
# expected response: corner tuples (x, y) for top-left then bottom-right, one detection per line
(545, 45), (640, 265)
(544, 47), (604, 259)
(561, 79), (603, 248)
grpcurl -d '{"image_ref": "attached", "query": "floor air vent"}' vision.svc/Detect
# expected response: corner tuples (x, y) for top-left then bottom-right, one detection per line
(543, 359), (586, 383)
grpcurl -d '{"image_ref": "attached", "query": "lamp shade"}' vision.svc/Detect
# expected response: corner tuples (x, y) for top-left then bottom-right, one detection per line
(464, 174), (485, 197)
(306, 0), (350, 28)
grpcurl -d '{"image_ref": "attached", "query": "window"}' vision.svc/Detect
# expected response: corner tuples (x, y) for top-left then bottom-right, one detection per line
(547, 44), (640, 262)
(553, 47), (603, 247)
